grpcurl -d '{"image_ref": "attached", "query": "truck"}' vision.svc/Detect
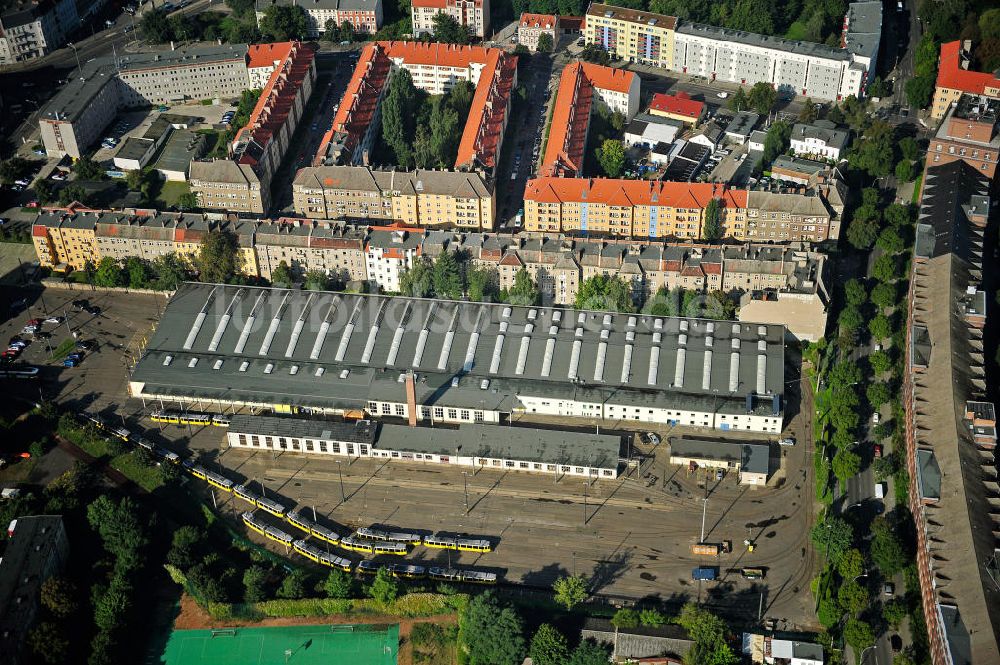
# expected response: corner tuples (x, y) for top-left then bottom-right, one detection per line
(875, 482), (886, 499)
(692, 567), (718, 581)
(690, 541), (732, 556)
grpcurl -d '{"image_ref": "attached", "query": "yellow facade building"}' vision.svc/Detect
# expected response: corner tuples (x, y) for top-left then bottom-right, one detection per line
(584, 3), (676, 69)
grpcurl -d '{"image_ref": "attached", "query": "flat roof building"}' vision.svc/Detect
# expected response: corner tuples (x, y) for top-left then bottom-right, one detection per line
(129, 283), (787, 433)
(0, 516), (69, 665)
(226, 415), (625, 478)
(667, 436), (771, 485)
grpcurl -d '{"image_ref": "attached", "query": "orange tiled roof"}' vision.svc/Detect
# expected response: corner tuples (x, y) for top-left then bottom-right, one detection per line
(456, 50), (517, 170)
(519, 12), (557, 27)
(649, 91), (704, 119)
(234, 42), (315, 167)
(412, 0), (451, 6)
(317, 43), (392, 163)
(524, 178), (748, 209)
(579, 61), (635, 94)
(935, 40), (1000, 95)
(247, 41), (294, 70)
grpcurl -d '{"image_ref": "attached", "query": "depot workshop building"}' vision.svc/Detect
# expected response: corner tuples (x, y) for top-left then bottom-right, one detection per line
(668, 436), (771, 485)
(128, 283), (787, 433)
(226, 414), (625, 479)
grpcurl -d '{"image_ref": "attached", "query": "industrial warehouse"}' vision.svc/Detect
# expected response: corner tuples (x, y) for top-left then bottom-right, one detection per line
(128, 283), (787, 432)
(225, 415), (626, 478)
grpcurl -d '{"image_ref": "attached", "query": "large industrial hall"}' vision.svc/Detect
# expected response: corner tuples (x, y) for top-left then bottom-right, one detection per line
(128, 283), (787, 432)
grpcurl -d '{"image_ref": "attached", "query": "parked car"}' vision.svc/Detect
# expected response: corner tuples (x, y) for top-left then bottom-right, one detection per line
(75, 340), (96, 351)
(51, 172), (66, 181)
(883, 582), (895, 596)
(33, 331), (51, 339)
(71, 299), (89, 309)
(779, 437), (796, 446)
(872, 411), (880, 424)
(63, 357), (79, 368)
(645, 432), (660, 445)
(874, 443), (883, 458)
(84, 305), (101, 315)
(715, 469), (724, 481)
(716, 92), (729, 99)
(44, 316), (63, 324)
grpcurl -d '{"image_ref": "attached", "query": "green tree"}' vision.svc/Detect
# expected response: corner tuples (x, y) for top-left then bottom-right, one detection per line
(747, 81), (777, 115)
(810, 512), (854, 564)
(467, 266), (497, 302)
(338, 20), (355, 42)
(152, 252), (192, 290)
(895, 159), (915, 183)
(40, 576), (78, 619)
(504, 268), (539, 306)
(58, 184), (88, 206)
(675, 603), (738, 665)
(552, 574), (588, 610)
(869, 314), (892, 341)
(905, 74), (935, 109)
(883, 597), (908, 627)
(94, 257), (125, 288)
(226, 0), (255, 18)
(846, 216), (879, 250)
(277, 569), (310, 599)
(448, 80), (476, 117)
(579, 43), (610, 66)
(34, 178), (56, 204)
(529, 624), (569, 665)
(399, 257), (433, 297)
(167, 525), (205, 568)
(843, 617), (875, 651)
(94, 575), (132, 631)
(884, 203), (913, 229)
(536, 32), (554, 52)
(432, 251), (463, 300)
(243, 565), (270, 602)
(867, 382), (891, 408)
(197, 230), (242, 283)
(728, 87), (748, 112)
(575, 275), (634, 312)
(839, 305), (863, 332)
(459, 591), (526, 665)
(828, 360), (862, 388)
(845, 279), (867, 307)
(837, 578), (869, 615)
(817, 596), (841, 629)
(432, 12), (469, 43)
(141, 8), (174, 42)
(611, 607), (640, 629)
(761, 120), (791, 166)
(259, 4), (308, 40)
(596, 138), (626, 177)
(870, 516), (908, 576)
(872, 254), (899, 283)
(639, 608), (666, 627)
(73, 156), (104, 180)
(899, 137), (920, 162)
(124, 256), (151, 289)
(798, 99), (819, 123)
(87, 496), (149, 566)
(868, 349), (892, 374)
(177, 191), (200, 211)
(381, 69), (418, 167)
(0, 156), (33, 184)
(27, 621), (69, 664)
(324, 568), (353, 599)
(870, 282), (897, 309)
(849, 120), (895, 177)
(832, 447), (861, 484)
(304, 269), (332, 291)
(271, 260), (294, 288)
(702, 197), (722, 240)
(568, 640), (612, 665)
(877, 227), (905, 255)
(369, 567), (399, 605)
(428, 96), (461, 168)
(838, 548), (865, 580)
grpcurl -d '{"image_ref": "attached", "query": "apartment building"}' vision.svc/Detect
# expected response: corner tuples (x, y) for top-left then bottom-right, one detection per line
(930, 40), (1000, 120)
(39, 43), (256, 159)
(254, 219), (368, 283)
(255, 0), (382, 37)
(517, 12), (559, 51)
(31, 209), (100, 272)
(315, 41), (516, 175)
(411, 0), (489, 38)
(0, 0), (77, 64)
(584, 3), (877, 102)
(292, 165), (495, 229)
(926, 94), (1000, 179)
(541, 61), (639, 177)
(789, 119), (849, 161)
(192, 42), (316, 214)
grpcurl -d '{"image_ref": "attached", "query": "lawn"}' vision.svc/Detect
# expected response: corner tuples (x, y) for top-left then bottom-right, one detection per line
(156, 181), (193, 208)
(911, 173), (923, 204)
(49, 338), (76, 361)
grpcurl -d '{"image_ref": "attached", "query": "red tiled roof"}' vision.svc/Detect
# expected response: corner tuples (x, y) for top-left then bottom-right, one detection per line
(540, 62), (636, 177)
(235, 42), (315, 167)
(519, 12), (557, 27)
(649, 91), (704, 119)
(560, 16), (584, 30)
(456, 50), (517, 169)
(31, 224), (48, 237)
(935, 40), (1000, 94)
(524, 178), (748, 209)
(412, 0), (450, 6)
(317, 43), (392, 164)
(247, 41), (294, 70)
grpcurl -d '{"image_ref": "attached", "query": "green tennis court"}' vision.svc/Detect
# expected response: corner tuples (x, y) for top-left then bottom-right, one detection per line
(159, 623), (399, 665)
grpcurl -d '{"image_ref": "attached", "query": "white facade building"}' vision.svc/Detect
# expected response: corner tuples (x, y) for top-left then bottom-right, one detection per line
(0, 0), (78, 64)
(789, 119), (849, 161)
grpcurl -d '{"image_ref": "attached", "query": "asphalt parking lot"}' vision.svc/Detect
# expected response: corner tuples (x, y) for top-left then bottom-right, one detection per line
(2, 285), (820, 630)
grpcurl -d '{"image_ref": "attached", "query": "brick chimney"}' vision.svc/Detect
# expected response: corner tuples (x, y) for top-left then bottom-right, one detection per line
(405, 371), (418, 427)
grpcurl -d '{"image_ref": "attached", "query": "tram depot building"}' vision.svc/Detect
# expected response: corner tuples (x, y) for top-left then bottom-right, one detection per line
(129, 283), (787, 470)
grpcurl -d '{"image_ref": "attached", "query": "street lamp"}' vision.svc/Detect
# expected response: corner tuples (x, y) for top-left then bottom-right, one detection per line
(67, 42), (82, 74)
